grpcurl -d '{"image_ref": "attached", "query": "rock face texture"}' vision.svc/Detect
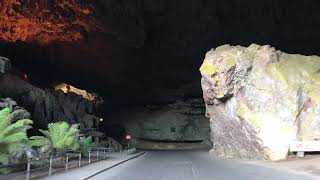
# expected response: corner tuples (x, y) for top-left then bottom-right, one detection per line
(0, 97), (31, 122)
(119, 83), (211, 149)
(0, 58), (103, 133)
(53, 83), (99, 101)
(0, 0), (145, 46)
(1, 0), (320, 105)
(200, 44), (320, 160)
(0, 56), (11, 73)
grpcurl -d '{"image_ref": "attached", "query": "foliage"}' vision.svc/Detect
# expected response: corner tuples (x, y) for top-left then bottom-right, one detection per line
(30, 121), (80, 154)
(0, 108), (33, 164)
(79, 136), (95, 156)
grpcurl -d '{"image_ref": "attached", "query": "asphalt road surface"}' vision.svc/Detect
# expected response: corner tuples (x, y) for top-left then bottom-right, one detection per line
(89, 151), (314, 180)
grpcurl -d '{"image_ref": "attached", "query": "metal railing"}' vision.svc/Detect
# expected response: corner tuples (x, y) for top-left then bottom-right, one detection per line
(104, 137), (123, 152)
(0, 148), (111, 180)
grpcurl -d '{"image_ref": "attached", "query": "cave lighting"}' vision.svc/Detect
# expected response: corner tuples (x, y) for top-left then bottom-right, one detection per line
(53, 83), (97, 101)
(23, 74), (28, 81)
(125, 134), (131, 140)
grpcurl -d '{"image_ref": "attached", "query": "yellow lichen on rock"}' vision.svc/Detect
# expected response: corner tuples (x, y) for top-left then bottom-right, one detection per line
(199, 63), (217, 76)
(200, 44), (320, 161)
(236, 102), (260, 128)
(271, 53), (320, 86)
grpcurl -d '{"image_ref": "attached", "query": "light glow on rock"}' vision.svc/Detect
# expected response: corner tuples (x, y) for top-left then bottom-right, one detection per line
(54, 83), (97, 101)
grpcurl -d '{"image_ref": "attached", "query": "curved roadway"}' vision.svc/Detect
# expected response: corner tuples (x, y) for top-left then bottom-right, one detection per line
(89, 151), (314, 180)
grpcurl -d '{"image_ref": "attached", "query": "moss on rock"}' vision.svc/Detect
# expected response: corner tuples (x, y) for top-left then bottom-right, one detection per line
(200, 44), (320, 161)
(199, 63), (217, 76)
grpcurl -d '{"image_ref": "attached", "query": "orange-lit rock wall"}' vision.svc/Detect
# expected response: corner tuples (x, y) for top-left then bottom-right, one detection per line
(0, 0), (144, 45)
(0, 0), (101, 43)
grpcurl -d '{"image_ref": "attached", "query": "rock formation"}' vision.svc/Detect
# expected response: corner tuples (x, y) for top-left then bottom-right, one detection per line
(0, 57), (103, 134)
(1, 0), (319, 105)
(200, 44), (320, 160)
(0, 0), (145, 46)
(53, 83), (99, 101)
(0, 57), (11, 73)
(120, 83), (211, 149)
(0, 97), (31, 122)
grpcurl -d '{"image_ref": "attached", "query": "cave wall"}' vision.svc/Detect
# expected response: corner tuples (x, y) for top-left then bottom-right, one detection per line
(0, 0), (145, 45)
(0, 0), (320, 147)
(0, 0), (319, 104)
(117, 83), (211, 149)
(0, 0), (146, 99)
(0, 72), (103, 135)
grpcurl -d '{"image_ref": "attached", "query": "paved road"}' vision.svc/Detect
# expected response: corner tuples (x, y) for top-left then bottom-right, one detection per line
(89, 151), (314, 180)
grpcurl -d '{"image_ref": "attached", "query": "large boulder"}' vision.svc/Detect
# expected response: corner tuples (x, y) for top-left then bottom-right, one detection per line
(199, 44), (320, 160)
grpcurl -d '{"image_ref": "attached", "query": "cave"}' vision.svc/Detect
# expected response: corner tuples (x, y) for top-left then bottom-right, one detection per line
(0, 0), (320, 154)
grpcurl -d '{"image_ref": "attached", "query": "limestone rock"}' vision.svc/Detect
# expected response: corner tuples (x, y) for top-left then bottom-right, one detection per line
(0, 97), (31, 122)
(53, 83), (99, 101)
(0, 74), (103, 133)
(0, 97), (17, 110)
(121, 83), (211, 149)
(0, 57), (11, 74)
(0, 0), (145, 46)
(200, 44), (320, 160)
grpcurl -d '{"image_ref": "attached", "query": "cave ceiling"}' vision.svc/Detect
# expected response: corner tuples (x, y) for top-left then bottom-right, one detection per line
(0, 0), (319, 104)
(0, 0), (145, 45)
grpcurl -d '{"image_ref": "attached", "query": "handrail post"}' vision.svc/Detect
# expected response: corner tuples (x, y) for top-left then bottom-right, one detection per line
(65, 154), (69, 171)
(97, 150), (99, 161)
(78, 153), (81, 167)
(88, 151), (91, 164)
(26, 158), (31, 180)
(49, 156), (52, 176)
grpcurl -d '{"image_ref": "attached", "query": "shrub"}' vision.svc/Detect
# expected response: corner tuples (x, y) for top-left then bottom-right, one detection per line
(30, 121), (80, 154)
(79, 136), (95, 156)
(0, 108), (33, 164)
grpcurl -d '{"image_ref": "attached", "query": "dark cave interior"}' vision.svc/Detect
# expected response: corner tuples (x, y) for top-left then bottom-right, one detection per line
(0, 0), (319, 148)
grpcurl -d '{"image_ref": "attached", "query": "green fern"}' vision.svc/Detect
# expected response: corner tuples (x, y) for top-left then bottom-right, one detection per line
(0, 108), (33, 164)
(30, 121), (80, 154)
(79, 136), (95, 156)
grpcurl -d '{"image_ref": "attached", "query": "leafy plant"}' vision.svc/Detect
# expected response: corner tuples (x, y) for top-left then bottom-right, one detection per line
(30, 121), (80, 154)
(79, 136), (95, 156)
(0, 108), (33, 164)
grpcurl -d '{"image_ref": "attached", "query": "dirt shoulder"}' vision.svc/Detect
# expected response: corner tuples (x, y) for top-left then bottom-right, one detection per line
(245, 155), (320, 179)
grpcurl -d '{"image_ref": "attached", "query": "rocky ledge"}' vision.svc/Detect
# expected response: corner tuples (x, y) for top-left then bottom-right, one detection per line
(200, 44), (320, 160)
(0, 57), (103, 134)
